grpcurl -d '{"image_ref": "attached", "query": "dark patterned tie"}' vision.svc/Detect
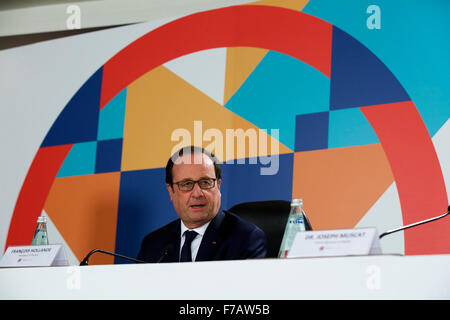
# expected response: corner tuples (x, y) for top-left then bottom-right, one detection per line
(180, 230), (198, 262)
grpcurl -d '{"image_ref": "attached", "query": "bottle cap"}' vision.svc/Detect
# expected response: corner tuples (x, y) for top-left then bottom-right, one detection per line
(291, 198), (303, 206)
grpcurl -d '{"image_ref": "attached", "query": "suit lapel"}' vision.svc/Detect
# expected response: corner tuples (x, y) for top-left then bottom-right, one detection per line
(196, 211), (226, 261)
(163, 220), (181, 262)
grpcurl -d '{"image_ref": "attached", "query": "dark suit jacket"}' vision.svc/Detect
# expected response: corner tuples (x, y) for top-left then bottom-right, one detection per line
(137, 210), (267, 263)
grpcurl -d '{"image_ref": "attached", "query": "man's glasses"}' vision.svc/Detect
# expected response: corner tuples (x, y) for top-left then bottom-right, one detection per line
(173, 178), (217, 192)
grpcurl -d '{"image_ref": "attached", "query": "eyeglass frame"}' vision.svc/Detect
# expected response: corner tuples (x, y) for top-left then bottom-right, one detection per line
(172, 178), (217, 192)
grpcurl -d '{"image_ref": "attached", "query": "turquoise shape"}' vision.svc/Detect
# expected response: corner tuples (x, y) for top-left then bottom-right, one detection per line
(225, 51), (330, 151)
(304, 0), (450, 137)
(57, 141), (97, 177)
(328, 108), (379, 149)
(98, 88), (127, 141)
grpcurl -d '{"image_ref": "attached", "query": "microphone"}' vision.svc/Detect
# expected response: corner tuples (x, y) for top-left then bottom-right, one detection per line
(379, 205), (450, 239)
(157, 243), (174, 263)
(80, 249), (146, 266)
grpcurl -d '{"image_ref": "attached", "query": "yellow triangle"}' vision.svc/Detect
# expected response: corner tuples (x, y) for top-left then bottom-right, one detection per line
(224, 47), (268, 105)
(122, 66), (291, 171)
(223, 0), (311, 104)
(247, 0), (310, 11)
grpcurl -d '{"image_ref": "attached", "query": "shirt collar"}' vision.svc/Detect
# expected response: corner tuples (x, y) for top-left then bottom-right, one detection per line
(180, 220), (211, 238)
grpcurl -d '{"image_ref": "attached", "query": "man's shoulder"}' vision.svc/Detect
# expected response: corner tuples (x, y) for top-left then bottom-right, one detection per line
(138, 218), (180, 262)
(141, 218), (180, 243)
(221, 210), (264, 235)
(217, 210), (267, 258)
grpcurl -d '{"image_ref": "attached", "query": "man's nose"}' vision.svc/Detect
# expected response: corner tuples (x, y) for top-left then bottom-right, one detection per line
(191, 182), (204, 196)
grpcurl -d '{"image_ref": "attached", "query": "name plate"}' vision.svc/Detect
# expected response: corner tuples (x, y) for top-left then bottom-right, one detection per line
(287, 227), (382, 258)
(0, 244), (69, 267)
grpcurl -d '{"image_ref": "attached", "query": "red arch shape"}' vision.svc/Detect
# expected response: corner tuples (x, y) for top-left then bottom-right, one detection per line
(100, 5), (333, 109)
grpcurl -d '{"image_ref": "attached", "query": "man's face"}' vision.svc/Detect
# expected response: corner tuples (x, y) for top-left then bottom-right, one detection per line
(167, 153), (221, 229)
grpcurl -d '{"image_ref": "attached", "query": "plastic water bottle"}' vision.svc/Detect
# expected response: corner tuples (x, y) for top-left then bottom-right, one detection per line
(278, 198), (306, 258)
(31, 216), (49, 245)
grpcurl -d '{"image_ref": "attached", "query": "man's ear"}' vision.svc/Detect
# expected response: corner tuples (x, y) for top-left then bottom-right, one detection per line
(216, 179), (222, 191)
(166, 184), (174, 201)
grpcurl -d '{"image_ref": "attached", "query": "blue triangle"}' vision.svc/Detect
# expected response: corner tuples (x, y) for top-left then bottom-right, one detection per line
(41, 67), (102, 147)
(328, 108), (379, 149)
(56, 141), (97, 177)
(97, 88), (127, 141)
(225, 51), (330, 151)
(330, 26), (410, 110)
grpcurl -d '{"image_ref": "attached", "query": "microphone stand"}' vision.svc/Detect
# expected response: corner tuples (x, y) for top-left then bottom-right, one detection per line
(157, 244), (174, 263)
(80, 249), (146, 266)
(379, 206), (450, 239)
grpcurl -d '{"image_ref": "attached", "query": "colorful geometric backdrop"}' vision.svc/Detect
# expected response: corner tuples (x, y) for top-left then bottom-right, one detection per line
(3, 1), (449, 264)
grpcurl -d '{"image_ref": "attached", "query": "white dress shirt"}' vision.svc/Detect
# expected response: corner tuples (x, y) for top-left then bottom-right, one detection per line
(179, 220), (211, 261)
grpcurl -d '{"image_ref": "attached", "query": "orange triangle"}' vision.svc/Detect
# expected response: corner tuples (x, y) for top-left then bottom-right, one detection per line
(292, 144), (394, 230)
(44, 172), (121, 265)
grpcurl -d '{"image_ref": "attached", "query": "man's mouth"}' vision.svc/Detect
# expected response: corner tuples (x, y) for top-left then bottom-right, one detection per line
(190, 204), (206, 209)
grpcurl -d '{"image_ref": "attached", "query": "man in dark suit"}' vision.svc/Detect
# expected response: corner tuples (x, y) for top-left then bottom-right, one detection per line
(137, 146), (267, 263)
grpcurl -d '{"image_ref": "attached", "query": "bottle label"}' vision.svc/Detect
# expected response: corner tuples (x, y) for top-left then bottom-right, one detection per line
(289, 218), (304, 224)
(278, 213), (306, 257)
(31, 223), (48, 246)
